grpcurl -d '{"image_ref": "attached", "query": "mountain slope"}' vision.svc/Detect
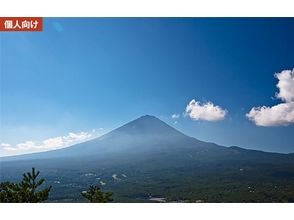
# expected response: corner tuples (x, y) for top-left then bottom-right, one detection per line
(2, 115), (293, 164)
(1, 115), (294, 202)
(0, 115), (220, 161)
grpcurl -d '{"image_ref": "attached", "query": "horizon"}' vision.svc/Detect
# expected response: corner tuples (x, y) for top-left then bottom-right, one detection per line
(1, 18), (294, 156)
(1, 114), (293, 158)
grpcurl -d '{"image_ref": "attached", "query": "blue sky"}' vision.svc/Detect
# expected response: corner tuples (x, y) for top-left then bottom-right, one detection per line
(1, 18), (293, 156)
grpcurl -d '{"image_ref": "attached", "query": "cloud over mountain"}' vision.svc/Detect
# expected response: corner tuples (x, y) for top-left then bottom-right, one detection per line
(185, 99), (227, 121)
(1, 130), (102, 155)
(247, 69), (294, 126)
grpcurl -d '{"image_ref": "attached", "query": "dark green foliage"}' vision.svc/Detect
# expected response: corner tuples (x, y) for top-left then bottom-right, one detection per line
(0, 167), (51, 203)
(81, 185), (113, 203)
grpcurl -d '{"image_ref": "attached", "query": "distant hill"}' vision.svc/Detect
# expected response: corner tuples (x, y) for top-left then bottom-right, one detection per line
(1, 115), (294, 202)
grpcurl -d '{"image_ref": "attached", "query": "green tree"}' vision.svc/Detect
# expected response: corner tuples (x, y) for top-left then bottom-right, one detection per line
(81, 185), (113, 203)
(0, 167), (51, 203)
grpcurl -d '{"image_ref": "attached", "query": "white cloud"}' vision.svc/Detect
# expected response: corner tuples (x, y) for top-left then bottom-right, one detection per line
(171, 114), (180, 119)
(1, 143), (11, 147)
(63, 132), (91, 144)
(42, 137), (64, 148)
(17, 141), (38, 150)
(246, 102), (294, 126)
(2, 130), (102, 155)
(275, 69), (294, 102)
(1, 143), (17, 151)
(246, 69), (294, 127)
(185, 99), (227, 121)
(3, 147), (18, 151)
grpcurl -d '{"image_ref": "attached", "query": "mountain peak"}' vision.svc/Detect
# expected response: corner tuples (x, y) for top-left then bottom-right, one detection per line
(109, 114), (183, 137)
(134, 114), (161, 122)
(137, 114), (159, 120)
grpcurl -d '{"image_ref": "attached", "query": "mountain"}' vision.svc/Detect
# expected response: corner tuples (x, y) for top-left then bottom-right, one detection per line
(0, 115), (223, 161)
(1, 115), (294, 202)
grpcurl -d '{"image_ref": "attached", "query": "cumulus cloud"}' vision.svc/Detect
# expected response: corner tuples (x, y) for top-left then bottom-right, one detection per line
(246, 69), (294, 126)
(1, 130), (103, 155)
(171, 114), (180, 119)
(275, 69), (294, 102)
(246, 103), (294, 126)
(185, 99), (227, 121)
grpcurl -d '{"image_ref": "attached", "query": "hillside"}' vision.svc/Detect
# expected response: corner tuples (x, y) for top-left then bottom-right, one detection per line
(1, 115), (294, 202)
